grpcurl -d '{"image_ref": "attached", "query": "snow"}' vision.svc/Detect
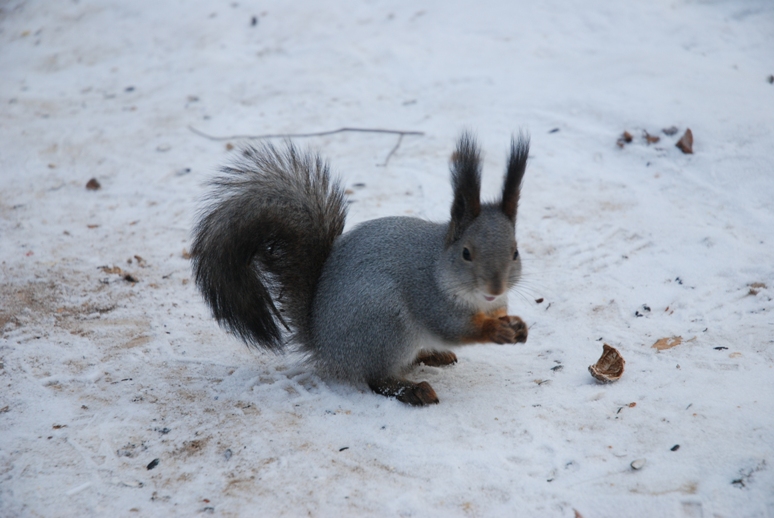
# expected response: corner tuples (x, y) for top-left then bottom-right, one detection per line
(1, 0), (773, 516)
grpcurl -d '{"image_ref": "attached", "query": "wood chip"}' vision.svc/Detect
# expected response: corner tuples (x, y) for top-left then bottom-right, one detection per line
(675, 128), (693, 154)
(588, 344), (625, 383)
(653, 336), (682, 350)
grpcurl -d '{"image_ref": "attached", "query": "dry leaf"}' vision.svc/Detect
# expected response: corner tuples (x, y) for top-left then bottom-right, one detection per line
(644, 131), (660, 144)
(100, 266), (123, 275)
(653, 336), (682, 350)
(676, 128), (693, 154)
(588, 344), (625, 383)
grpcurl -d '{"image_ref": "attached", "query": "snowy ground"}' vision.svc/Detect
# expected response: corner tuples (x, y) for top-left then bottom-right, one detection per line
(1, 0), (773, 516)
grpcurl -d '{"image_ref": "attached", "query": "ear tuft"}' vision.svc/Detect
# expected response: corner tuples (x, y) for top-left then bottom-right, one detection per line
(447, 132), (482, 244)
(501, 132), (529, 221)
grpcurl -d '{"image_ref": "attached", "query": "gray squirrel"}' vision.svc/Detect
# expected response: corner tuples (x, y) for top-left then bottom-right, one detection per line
(191, 132), (529, 406)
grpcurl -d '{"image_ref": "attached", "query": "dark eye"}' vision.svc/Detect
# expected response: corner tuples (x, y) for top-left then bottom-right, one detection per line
(513, 249), (520, 260)
(462, 247), (472, 261)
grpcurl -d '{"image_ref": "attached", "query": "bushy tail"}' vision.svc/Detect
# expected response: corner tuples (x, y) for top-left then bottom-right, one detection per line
(191, 142), (347, 351)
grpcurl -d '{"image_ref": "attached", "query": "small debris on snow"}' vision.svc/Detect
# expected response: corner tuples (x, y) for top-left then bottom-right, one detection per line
(653, 336), (682, 351)
(85, 178), (101, 190)
(616, 131), (633, 148)
(662, 126), (679, 136)
(630, 458), (646, 470)
(588, 344), (625, 383)
(670, 444), (680, 451)
(101, 265), (123, 275)
(147, 458), (160, 470)
(676, 128), (694, 154)
(644, 131), (660, 144)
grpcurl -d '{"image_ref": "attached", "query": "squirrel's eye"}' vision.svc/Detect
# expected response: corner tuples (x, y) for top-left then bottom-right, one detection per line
(462, 248), (472, 261)
(513, 249), (519, 260)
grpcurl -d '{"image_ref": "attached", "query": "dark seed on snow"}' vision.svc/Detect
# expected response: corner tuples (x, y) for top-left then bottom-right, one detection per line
(670, 444), (680, 451)
(147, 458), (160, 470)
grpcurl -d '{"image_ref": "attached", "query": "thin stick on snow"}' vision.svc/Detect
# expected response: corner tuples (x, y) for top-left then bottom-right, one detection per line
(188, 125), (424, 166)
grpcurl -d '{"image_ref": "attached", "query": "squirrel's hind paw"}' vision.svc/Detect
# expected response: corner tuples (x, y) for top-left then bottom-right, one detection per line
(368, 378), (440, 406)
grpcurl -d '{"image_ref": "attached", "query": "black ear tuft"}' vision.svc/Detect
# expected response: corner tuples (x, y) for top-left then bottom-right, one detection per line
(447, 132), (482, 244)
(501, 132), (529, 221)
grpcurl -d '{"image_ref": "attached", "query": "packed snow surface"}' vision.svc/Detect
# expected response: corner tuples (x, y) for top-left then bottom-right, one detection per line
(1, 1), (773, 516)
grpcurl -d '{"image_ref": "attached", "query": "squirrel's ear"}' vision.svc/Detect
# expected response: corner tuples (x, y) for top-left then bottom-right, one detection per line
(447, 132), (482, 244)
(501, 133), (529, 222)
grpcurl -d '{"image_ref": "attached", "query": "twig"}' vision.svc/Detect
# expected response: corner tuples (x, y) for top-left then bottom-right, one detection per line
(188, 126), (424, 166)
(378, 133), (404, 167)
(188, 125), (423, 141)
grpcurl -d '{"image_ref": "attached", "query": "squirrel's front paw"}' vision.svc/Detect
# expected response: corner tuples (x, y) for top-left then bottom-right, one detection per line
(499, 315), (528, 343)
(488, 315), (528, 344)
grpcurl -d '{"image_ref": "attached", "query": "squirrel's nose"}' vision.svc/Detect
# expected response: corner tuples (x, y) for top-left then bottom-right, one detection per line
(487, 279), (505, 297)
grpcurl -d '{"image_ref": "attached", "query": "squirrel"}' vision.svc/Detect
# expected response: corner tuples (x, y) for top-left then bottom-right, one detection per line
(191, 132), (529, 406)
